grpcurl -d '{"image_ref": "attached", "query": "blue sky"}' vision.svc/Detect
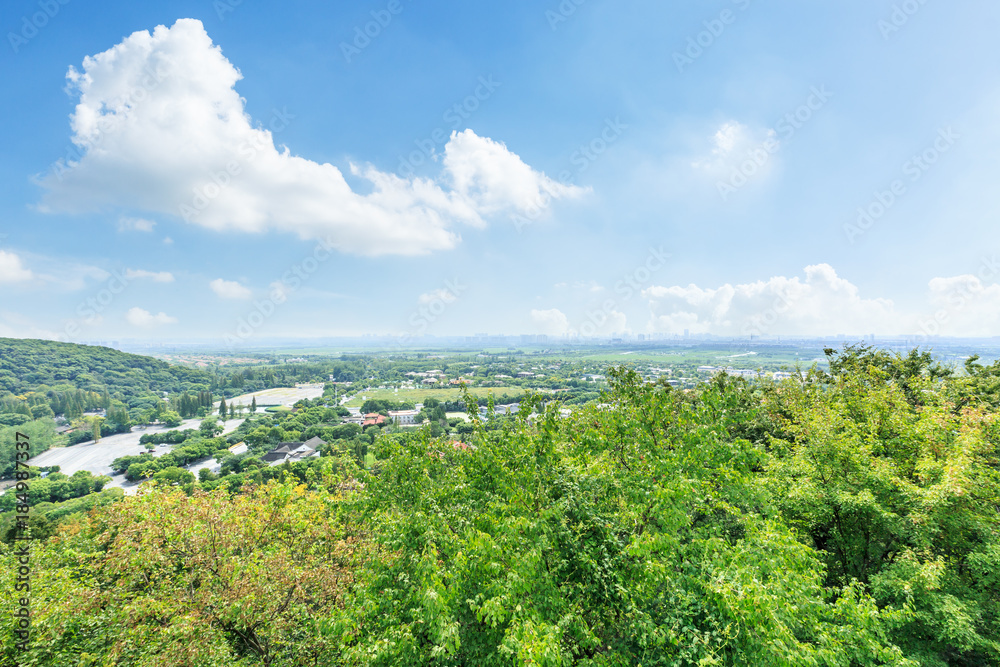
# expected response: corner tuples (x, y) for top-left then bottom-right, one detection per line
(2, 0), (999, 344)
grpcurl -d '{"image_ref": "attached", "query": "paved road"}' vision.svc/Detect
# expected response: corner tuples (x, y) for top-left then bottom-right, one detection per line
(22, 385), (329, 495)
(27, 418), (246, 493)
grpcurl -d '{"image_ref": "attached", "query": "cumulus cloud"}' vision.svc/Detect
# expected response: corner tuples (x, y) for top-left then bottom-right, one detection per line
(443, 130), (586, 215)
(691, 121), (779, 184)
(0, 251), (33, 283)
(126, 307), (177, 327)
(119, 216), (156, 232)
(210, 278), (252, 300)
(531, 308), (570, 336)
(922, 273), (1000, 337)
(39, 19), (584, 256)
(125, 268), (174, 282)
(418, 288), (459, 305)
(643, 264), (897, 336)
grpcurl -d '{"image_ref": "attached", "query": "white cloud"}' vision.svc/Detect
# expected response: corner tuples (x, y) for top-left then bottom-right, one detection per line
(0, 251), (33, 283)
(0, 311), (61, 340)
(126, 307), (177, 327)
(125, 268), (174, 282)
(643, 264), (897, 336)
(555, 280), (604, 293)
(531, 308), (570, 336)
(210, 278), (252, 300)
(39, 19), (584, 256)
(443, 130), (587, 215)
(418, 288), (459, 305)
(922, 273), (1000, 337)
(118, 216), (156, 232)
(691, 121), (779, 182)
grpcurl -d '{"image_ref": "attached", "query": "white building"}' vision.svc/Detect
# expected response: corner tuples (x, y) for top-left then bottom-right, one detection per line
(389, 409), (420, 425)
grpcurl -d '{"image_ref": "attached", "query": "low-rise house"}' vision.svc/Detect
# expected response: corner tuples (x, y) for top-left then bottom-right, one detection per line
(480, 403), (520, 416)
(228, 441), (248, 456)
(388, 409), (420, 425)
(363, 413), (387, 427)
(262, 436), (325, 466)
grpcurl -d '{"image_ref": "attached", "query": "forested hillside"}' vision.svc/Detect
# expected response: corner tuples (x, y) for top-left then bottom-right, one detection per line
(2, 346), (999, 665)
(0, 338), (211, 416)
(0, 337), (211, 409)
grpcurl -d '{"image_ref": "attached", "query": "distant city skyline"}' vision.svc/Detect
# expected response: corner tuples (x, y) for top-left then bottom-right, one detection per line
(2, 2), (1000, 342)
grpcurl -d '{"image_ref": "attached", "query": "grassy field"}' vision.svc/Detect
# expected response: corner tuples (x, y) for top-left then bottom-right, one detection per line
(345, 386), (525, 408)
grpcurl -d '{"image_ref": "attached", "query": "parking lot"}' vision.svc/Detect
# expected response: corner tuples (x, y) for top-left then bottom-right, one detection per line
(27, 417), (246, 492)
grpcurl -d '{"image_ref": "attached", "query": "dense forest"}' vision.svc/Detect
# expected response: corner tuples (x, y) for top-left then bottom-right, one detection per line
(0, 337), (211, 401)
(2, 346), (999, 665)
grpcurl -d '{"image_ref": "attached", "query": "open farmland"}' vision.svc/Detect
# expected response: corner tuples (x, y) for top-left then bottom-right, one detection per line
(345, 386), (525, 408)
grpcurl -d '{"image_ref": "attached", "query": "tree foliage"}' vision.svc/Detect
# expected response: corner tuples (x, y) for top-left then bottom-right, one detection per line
(3, 347), (1000, 665)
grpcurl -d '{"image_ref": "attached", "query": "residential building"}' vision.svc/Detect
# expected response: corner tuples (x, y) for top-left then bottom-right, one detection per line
(389, 409), (420, 425)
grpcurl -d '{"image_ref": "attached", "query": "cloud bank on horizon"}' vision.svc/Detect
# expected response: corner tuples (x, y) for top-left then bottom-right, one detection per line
(530, 263), (1000, 340)
(38, 18), (585, 257)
